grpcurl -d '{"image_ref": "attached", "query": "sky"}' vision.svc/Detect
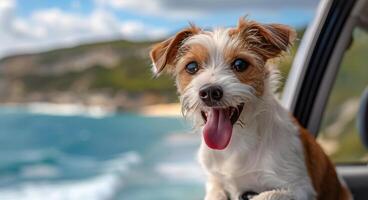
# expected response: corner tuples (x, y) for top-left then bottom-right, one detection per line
(0, 0), (320, 58)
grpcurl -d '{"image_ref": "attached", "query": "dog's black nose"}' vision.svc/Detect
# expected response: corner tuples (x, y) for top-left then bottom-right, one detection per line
(199, 85), (223, 106)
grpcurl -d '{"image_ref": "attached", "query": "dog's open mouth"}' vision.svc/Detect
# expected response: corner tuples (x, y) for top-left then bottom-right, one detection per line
(201, 103), (244, 150)
(201, 104), (244, 125)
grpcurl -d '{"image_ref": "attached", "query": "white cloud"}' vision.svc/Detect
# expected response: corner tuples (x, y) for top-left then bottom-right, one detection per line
(24, 8), (167, 39)
(103, 0), (204, 18)
(0, 0), (16, 31)
(0, 2), (168, 58)
(104, 0), (319, 18)
(0, 0), (15, 12)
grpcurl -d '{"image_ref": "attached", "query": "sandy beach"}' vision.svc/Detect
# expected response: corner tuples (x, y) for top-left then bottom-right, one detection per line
(138, 103), (182, 117)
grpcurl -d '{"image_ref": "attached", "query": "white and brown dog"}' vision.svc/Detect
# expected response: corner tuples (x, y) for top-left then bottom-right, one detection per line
(149, 18), (352, 200)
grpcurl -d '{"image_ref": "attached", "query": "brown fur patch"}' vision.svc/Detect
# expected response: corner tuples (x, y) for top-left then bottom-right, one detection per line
(176, 44), (209, 93)
(233, 62), (266, 97)
(294, 118), (351, 200)
(150, 25), (201, 75)
(230, 17), (296, 60)
(223, 41), (267, 96)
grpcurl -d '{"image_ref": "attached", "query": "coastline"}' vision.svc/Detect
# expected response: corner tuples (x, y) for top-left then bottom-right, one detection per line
(138, 103), (182, 117)
(0, 102), (182, 118)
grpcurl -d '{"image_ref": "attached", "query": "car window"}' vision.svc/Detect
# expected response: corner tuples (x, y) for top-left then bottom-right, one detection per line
(318, 27), (368, 163)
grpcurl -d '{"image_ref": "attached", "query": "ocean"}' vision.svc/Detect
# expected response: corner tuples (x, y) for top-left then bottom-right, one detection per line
(0, 106), (205, 200)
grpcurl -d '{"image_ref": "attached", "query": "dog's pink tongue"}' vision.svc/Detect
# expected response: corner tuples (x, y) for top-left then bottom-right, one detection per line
(203, 108), (233, 150)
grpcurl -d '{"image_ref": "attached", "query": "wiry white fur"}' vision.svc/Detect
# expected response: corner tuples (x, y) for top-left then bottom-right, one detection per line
(178, 28), (316, 200)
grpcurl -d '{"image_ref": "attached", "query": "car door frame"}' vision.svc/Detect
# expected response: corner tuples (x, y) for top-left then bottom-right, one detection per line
(282, 0), (368, 199)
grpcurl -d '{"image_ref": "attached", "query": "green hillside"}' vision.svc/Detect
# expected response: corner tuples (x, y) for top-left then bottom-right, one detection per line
(0, 39), (178, 107)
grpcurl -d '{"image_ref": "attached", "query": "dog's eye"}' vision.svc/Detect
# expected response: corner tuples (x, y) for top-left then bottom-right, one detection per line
(232, 58), (249, 72)
(185, 61), (199, 74)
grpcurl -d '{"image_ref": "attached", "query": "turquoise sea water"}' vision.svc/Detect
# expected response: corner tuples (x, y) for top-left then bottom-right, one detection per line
(0, 106), (204, 200)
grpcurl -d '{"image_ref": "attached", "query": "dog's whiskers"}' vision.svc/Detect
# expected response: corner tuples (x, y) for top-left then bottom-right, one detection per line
(238, 119), (246, 128)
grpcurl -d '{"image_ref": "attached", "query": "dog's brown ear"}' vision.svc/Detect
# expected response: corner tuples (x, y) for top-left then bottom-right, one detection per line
(150, 25), (200, 76)
(236, 17), (296, 59)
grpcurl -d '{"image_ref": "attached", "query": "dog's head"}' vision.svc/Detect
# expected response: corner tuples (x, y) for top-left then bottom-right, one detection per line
(150, 18), (295, 150)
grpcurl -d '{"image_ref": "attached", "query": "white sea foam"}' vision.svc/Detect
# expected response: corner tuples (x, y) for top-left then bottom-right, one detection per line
(20, 164), (60, 179)
(164, 131), (199, 146)
(0, 174), (120, 200)
(155, 162), (205, 183)
(0, 103), (114, 118)
(26, 102), (114, 118)
(0, 152), (141, 200)
(157, 131), (204, 182)
(103, 152), (141, 174)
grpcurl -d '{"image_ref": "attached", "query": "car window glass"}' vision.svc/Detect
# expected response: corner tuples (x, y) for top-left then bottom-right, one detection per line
(318, 27), (368, 163)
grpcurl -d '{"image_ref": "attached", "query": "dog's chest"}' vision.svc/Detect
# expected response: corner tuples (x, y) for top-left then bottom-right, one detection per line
(198, 130), (306, 198)
(199, 143), (285, 195)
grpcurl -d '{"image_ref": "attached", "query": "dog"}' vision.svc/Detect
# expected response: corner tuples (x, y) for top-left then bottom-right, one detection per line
(149, 18), (352, 200)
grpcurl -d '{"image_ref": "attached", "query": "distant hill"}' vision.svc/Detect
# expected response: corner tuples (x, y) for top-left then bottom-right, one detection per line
(0, 40), (177, 110)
